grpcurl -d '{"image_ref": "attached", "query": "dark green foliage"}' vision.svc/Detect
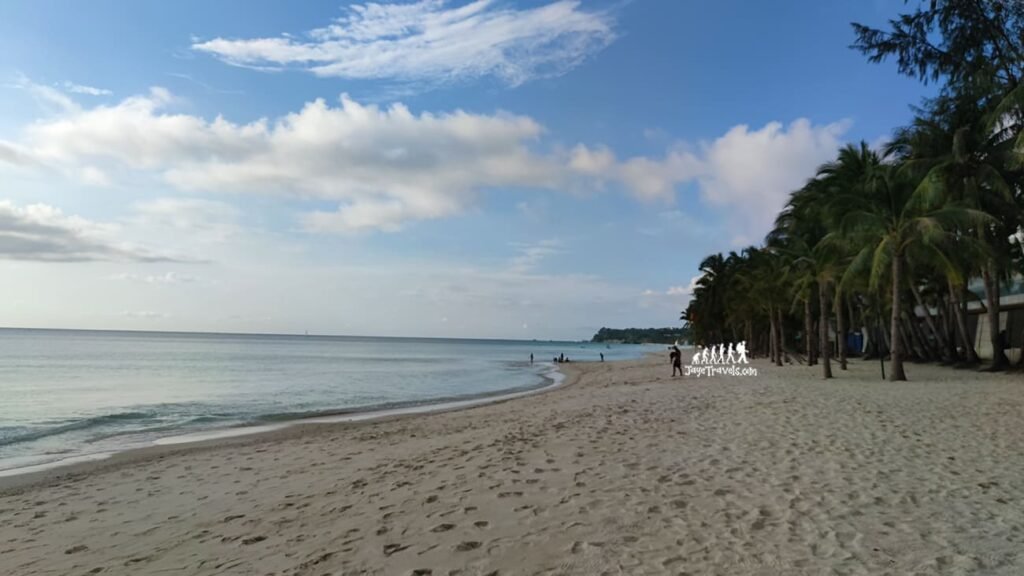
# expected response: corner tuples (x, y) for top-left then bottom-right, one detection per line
(678, 2), (1024, 378)
(591, 327), (690, 345)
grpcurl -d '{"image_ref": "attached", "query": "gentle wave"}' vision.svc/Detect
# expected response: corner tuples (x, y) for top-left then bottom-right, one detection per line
(1, 370), (560, 451)
(0, 411), (156, 447)
(253, 381), (554, 424)
(0, 329), (652, 475)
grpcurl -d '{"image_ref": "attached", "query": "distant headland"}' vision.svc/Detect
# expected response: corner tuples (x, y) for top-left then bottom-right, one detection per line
(591, 327), (690, 345)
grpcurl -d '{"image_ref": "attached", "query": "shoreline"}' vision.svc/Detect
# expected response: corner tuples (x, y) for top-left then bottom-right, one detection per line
(0, 360), (585, 494)
(4, 355), (1021, 575)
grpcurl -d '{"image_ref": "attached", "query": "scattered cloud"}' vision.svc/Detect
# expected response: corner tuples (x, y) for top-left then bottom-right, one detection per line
(2, 81), (850, 240)
(165, 73), (245, 95)
(79, 165), (112, 187)
(569, 143), (703, 202)
(111, 271), (198, 284)
(192, 0), (615, 87)
(639, 276), (699, 310)
(509, 238), (563, 273)
(8, 88), (560, 233)
(698, 118), (849, 244)
(868, 133), (891, 154)
(120, 310), (169, 319)
(130, 198), (241, 243)
(573, 119), (848, 238)
(0, 200), (182, 263)
(9, 73), (80, 113)
(0, 141), (36, 166)
(63, 81), (112, 96)
(515, 200), (548, 222)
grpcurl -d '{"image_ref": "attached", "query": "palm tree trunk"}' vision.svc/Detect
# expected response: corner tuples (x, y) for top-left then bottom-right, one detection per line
(949, 282), (979, 363)
(936, 295), (954, 358)
(847, 299), (860, 358)
(776, 309), (786, 365)
(898, 321), (915, 360)
(804, 298), (815, 365)
(812, 320), (819, 363)
(890, 254), (907, 381)
(939, 296), (958, 361)
(909, 282), (949, 361)
(818, 281), (832, 379)
(745, 318), (753, 355)
(835, 288), (847, 370)
(982, 265), (1008, 370)
(881, 315), (892, 354)
(768, 307), (777, 364)
(903, 311), (930, 361)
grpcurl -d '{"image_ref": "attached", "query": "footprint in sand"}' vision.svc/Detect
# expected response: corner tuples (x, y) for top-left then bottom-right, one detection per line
(474, 521), (489, 528)
(383, 543), (410, 556)
(454, 541), (482, 552)
(64, 545), (89, 554)
(431, 523), (456, 533)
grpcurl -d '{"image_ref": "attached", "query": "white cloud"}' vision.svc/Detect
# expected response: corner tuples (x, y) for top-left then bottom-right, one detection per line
(509, 238), (562, 273)
(515, 200), (548, 222)
(111, 271), (198, 284)
(0, 141), (35, 166)
(698, 118), (849, 244)
(0, 200), (181, 263)
(120, 310), (169, 319)
(639, 277), (699, 310)
(1, 82), (850, 240)
(192, 0), (615, 87)
(569, 144), (704, 202)
(9, 89), (560, 233)
(79, 165), (112, 187)
(130, 198), (241, 243)
(9, 74), (80, 113)
(63, 81), (112, 96)
(572, 119), (849, 242)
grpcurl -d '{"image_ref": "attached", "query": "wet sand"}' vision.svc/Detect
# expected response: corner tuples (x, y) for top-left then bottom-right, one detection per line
(1, 355), (1022, 575)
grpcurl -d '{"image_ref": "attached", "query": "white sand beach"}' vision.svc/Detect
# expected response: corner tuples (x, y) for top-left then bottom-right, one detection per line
(2, 355), (1023, 575)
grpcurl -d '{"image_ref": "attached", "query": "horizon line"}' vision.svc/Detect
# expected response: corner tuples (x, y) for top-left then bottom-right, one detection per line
(0, 325), (600, 344)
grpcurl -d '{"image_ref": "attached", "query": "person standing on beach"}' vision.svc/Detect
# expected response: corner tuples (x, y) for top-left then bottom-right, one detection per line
(600, 353), (604, 362)
(670, 346), (683, 376)
(530, 353), (534, 365)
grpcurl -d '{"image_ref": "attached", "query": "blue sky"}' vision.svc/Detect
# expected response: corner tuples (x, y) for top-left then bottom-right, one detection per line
(0, 0), (931, 339)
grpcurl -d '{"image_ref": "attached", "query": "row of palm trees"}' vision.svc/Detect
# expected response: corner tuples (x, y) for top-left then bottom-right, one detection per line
(681, 1), (1024, 381)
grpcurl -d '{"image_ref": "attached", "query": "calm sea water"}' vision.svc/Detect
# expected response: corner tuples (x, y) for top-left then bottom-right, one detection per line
(0, 328), (650, 473)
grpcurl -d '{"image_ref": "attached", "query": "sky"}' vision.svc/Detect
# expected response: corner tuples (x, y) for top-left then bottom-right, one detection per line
(0, 0), (933, 340)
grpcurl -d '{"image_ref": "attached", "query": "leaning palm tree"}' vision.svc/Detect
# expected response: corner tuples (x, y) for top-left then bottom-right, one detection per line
(817, 143), (884, 371)
(893, 98), (1019, 369)
(837, 160), (989, 381)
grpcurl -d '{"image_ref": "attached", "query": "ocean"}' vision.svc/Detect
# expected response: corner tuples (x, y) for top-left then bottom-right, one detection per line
(0, 328), (650, 474)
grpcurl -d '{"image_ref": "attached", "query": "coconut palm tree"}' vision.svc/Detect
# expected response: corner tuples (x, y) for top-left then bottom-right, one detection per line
(892, 97), (1018, 369)
(838, 157), (989, 380)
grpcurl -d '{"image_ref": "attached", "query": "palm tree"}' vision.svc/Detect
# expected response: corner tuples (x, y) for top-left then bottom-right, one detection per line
(838, 159), (988, 381)
(893, 98), (1018, 369)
